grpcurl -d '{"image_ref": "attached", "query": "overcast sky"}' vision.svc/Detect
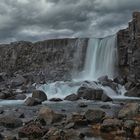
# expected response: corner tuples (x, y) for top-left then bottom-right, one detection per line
(0, 0), (140, 43)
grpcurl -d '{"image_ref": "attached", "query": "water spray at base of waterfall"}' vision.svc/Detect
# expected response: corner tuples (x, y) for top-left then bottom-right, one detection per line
(0, 35), (140, 106)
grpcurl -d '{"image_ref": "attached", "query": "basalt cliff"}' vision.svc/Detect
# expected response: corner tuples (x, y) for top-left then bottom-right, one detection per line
(0, 12), (140, 85)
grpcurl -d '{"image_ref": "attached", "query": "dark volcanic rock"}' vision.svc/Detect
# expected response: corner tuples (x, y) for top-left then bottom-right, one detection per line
(49, 98), (63, 102)
(64, 94), (79, 101)
(14, 94), (26, 100)
(38, 107), (65, 125)
(125, 81), (136, 90)
(100, 118), (122, 132)
(117, 12), (140, 84)
(25, 97), (42, 106)
(18, 122), (47, 139)
(125, 85), (140, 97)
(0, 116), (22, 128)
(123, 120), (136, 137)
(78, 102), (88, 108)
(10, 74), (26, 88)
(118, 103), (139, 119)
(32, 90), (47, 102)
(114, 76), (125, 85)
(84, 109), (106, 123)
(0, 39), (88, 82)
(101, 93), (112, 102)
(98, 75), (109, 83)
(77, 86), (103, 100)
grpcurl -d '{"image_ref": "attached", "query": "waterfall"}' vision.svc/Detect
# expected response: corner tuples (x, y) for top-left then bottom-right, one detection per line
(79, 35), (118, 81)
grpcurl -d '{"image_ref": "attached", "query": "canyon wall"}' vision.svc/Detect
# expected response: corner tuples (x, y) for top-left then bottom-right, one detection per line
(0, 12), (140, 83)
(0, 39), (88, 82)
(117, 12), (140, 83)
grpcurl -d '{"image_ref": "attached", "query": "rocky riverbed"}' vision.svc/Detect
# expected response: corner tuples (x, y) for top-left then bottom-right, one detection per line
(0, 72), (140, 140)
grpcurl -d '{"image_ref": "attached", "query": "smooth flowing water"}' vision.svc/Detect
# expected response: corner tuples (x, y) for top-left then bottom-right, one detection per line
(76, 35), (118, 81)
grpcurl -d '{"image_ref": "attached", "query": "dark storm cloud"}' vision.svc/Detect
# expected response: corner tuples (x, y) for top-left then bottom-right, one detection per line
(0, 0), (140, 43)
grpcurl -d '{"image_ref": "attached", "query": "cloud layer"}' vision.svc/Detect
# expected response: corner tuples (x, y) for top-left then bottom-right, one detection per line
(0, 0), (140, 43)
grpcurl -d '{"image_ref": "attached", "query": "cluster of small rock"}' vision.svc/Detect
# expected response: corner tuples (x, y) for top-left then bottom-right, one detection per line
(0, 102), (140, 140)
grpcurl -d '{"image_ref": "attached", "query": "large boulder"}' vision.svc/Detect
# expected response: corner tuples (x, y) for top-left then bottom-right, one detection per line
(32, 90), (47, 102)
(77, 86), (103, 100)
(10, 75), (26, 88)
(100, 118), (122, 132)
(113, 76), (125, 85)
(0, 116), (22, 128)
(18, 122), (46, 139)
(98, 76), (118, 91)
(125, 81), (135, 90)
(25, 97), (42, 106)
(98, 75), (109, 83)
(125, 85), (140, 97)
(64, 94), (79, 101)
(14, 94), (26, 100)
(101, 93), (112, 102)
(38, 107), (65, 125)
(84, 109), (106, 123)
(66, 113), (87, 129)
(118, 103), (139, 119)
(123, 120), (136, 137)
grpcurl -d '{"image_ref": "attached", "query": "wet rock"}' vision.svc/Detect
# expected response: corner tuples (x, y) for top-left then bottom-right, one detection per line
(18, 122), (46, 139)
(124, 81), (135, 90)
(102, 81), (118, 91)
(64, 94), (79, 101)
(78, 102), (88, 108)
(118, 103), (139, 119)
(14, 94), (26, 100)
(0, 116), (22, 128)
(98, 75), (109, 83)
(100, 104), (111, 109)
(84, 109), (106, 123)
(38, 107), (65, 125)
(125, 85), (140, 97)
(67, 113), (88, 129)
(49, 98), (63, 102)
(25, 97), (42, 106)
(101, 93), (112, 102)
(0, 90), (14, 99)
(32, 90), (47, 102)
(114, 76), (125, 85)
(77, 86), (103, 100)
(100, 118), (122, 132)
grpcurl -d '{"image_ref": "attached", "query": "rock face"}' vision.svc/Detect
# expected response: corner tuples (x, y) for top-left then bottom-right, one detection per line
(117, 12), (140, 84)
(0, 39), (88, 82)
(32, 90), (47, 102)
(118, 103), (139, 119)
(84, 109), (106, 123)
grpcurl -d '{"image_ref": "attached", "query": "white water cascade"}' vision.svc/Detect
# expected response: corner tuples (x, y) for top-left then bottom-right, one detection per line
(1, 35), (136, 106)
(38, 35), (119, 99)
(77, 35), (118, 81)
